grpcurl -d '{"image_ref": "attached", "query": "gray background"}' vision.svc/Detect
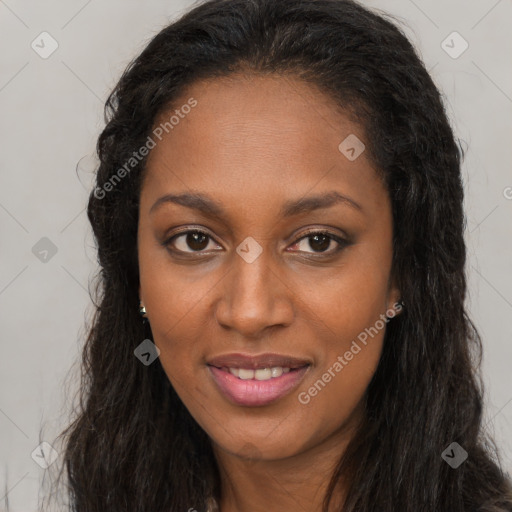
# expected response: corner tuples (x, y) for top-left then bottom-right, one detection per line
(1, 0), (511, 509)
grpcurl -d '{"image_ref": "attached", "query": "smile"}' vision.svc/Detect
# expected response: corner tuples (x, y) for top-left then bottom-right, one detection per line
(224, 366), (291, 380)
(207, 363), (310, 407)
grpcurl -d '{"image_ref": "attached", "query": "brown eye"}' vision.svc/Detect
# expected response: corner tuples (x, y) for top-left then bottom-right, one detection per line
(166, 230), (220, 253)
(289, 231), (348, 255)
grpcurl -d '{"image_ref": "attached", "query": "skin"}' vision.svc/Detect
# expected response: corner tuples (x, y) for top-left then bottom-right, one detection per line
(137, 72), (402, 512)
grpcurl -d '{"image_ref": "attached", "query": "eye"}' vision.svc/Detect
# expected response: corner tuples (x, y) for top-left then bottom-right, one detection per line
(288, 230), (348, 255)
(164, 228), (349, 256)
(165, 229), (221, 254)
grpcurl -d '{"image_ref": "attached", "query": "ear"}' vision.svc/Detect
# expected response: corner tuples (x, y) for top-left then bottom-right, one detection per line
(386, 274), (403, 317)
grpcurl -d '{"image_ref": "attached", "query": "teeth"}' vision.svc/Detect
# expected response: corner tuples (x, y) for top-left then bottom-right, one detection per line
(255, 368), (272, 380)
(226, 366), (295, 380)
(228, 367), (240, 378)
(238, 368), (255, 380)
(270, 367), (283, 378)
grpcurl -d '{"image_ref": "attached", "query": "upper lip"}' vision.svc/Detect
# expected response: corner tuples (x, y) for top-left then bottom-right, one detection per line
(207, 352), (311, 369)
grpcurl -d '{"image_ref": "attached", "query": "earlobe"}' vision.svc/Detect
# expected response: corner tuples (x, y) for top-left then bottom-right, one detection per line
(385, 297), (404, 320)
(393, 298), (405, 316)
(387, 276), (403, 317)
(385, 301), (402, 319)
(139, 300), (148, 318)
(138, 286), (148, 318)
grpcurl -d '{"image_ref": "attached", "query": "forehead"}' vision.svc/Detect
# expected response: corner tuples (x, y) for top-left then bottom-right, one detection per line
(141, 73), (387, 221)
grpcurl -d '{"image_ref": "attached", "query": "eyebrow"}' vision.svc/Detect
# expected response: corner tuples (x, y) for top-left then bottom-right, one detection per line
(149, 191), (363, 218)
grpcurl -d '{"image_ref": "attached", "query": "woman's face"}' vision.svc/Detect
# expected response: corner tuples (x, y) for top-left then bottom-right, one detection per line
(138, 73), (401, 462)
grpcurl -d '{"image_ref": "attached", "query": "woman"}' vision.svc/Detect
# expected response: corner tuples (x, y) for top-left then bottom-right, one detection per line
(52, 0), (512, 510)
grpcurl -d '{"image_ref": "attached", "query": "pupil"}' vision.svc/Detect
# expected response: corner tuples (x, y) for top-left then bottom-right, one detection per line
(187, 231), (208, 251)
(309, 234), (330, 252)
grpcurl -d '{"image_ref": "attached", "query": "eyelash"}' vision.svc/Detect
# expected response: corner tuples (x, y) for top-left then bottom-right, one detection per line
(163, 228), (349, 257)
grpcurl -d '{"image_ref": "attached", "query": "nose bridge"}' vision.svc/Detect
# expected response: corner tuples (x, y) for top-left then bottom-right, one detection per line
(215, 242), (292, 333)
(230, 246), (275, 314)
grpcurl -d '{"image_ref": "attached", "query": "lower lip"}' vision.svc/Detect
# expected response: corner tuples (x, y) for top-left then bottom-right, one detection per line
(207, 365), (310, 407)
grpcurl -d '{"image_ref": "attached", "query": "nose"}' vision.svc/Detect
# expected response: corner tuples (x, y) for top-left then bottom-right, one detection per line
(214, 248), (294, 338)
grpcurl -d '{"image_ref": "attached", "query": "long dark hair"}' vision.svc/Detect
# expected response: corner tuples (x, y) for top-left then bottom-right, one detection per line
(46, 0), (512, 510)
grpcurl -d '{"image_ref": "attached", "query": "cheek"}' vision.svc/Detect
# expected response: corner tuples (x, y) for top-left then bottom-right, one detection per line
(296, 324), (385, 444)
(141, 286), (208, 380)
(293, 250), (390, 426)
(138, 233), (217, 339)
(299, 248), (392, 343)
(137, 242), (211, 385)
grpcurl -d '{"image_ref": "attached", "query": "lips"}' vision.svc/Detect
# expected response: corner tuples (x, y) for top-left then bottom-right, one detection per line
(206, 352), (311, 406)
(207, 352), (311, 370)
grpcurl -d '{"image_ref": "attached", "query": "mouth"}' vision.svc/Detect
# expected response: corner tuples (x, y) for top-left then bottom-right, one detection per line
(207, 352), (311, 370)
(206, 352), (311, 406)
(218, 366), (298, 381)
